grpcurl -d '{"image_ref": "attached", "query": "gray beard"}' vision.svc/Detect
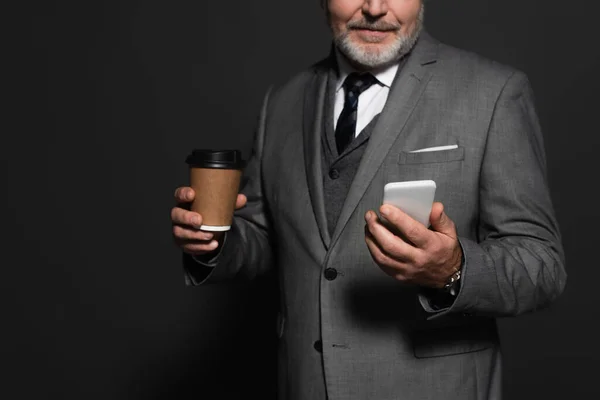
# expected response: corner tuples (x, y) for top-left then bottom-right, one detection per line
(334, 5), (424, 70)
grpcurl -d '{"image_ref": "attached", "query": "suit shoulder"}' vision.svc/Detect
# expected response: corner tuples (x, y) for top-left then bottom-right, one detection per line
(264, 57), (329, 101)
(435, 41), (527, 87)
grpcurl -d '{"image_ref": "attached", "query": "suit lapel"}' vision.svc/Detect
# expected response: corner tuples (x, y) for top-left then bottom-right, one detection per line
(303, 59), (334, 248)
(329, 32), (440, 248)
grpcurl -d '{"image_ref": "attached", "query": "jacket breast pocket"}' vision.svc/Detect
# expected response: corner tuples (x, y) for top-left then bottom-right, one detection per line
(398, 146), (465, 165)
(412, 323), (496, 359)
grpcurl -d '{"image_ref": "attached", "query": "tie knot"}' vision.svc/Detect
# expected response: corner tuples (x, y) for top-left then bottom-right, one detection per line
(343, 72), (378, 97)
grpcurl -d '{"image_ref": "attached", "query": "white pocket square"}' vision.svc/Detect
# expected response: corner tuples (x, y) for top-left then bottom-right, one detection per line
(408, 144), (458, 153)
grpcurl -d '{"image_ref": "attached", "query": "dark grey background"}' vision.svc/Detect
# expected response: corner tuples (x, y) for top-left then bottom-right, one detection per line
(3, 0), (597, 398)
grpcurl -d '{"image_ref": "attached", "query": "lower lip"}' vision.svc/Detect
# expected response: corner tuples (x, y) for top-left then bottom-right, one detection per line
(354, 29), (391, 41)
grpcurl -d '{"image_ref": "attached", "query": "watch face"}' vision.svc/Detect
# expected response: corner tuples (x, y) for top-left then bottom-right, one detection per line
(449, 284), (459, 297)
(444, 270), (461, 296)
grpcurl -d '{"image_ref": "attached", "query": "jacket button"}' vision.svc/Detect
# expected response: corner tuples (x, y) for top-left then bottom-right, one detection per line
(329, 168), (340, 179)
(313, 340), (323, 353)
(324, 268), (338, 281)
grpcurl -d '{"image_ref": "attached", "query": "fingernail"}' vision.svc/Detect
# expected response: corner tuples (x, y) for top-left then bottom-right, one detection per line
(193, 216), (201, 226)
(380, 205), (390, 217)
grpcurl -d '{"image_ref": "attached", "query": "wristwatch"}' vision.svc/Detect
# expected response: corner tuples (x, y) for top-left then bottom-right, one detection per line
(443, 268), (462, 296)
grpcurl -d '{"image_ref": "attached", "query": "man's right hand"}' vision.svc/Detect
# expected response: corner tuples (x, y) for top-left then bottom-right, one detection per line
(171, 187), (247, 256)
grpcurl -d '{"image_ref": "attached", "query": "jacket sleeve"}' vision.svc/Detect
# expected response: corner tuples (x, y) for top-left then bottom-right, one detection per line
(183, 87), (276, 285)
(424, 71), (567, 318)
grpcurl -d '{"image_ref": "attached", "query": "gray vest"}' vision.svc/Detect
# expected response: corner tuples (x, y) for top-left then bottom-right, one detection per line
(321, 76), (381, 237)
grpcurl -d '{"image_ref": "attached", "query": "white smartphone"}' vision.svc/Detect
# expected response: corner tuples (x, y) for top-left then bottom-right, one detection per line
(382, 180), (436, 227)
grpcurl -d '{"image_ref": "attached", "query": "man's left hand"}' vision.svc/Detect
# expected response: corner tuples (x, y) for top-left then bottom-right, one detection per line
(364, 202), (463, 289)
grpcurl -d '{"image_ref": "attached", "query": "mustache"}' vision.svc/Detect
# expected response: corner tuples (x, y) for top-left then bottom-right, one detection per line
(347, 19), (400, 31)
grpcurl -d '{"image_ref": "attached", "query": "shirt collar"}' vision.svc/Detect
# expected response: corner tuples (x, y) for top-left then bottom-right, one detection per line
(334, 48), (399, 93)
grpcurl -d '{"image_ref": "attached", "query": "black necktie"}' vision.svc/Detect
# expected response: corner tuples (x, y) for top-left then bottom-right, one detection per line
(335, 72), (379, 155)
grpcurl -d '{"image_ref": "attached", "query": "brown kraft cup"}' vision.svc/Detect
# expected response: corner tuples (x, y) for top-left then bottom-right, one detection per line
(185, 149), (245, 231)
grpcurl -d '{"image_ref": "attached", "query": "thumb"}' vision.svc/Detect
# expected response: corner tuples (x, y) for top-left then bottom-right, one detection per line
(235, 194), (248, 210)
(429, 202), (454, 235)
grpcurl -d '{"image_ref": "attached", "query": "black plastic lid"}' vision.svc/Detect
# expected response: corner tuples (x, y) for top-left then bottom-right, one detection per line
(185, 149), (244, 169)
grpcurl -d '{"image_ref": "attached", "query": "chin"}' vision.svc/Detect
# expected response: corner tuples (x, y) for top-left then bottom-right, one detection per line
(339, 41), (401, 69)
(354, 41), (392, 55)
(352, 46), (389, 63)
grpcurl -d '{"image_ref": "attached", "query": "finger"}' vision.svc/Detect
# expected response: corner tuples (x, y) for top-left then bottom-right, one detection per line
(235, 194), (247, 210)
(379, 204), (431, 248)
(365, 229), (409, 281)
(180, 239), (220, 255)
(364, 228), (394, 266)
(172, 224), (214, 241)
(429, 202), (456, 236)
(365, 210), (417, 262)
(171, 207), (202, 227)
(429, 202), (444, 229)
(174, 187), (195, 204)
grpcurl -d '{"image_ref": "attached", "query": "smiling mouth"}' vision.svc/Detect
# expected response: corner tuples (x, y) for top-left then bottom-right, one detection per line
(352, 27), (396, 32)
(353, 29), (394, 38)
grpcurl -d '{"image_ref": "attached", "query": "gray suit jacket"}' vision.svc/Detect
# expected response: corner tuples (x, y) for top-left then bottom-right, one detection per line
(185, 31), (567, 400)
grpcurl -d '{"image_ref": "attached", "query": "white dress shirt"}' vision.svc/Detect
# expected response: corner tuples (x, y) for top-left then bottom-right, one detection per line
(333, 50), (400, 136)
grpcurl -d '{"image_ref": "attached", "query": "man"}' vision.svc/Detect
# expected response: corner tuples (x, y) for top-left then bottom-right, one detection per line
(171, 0), (566, 399)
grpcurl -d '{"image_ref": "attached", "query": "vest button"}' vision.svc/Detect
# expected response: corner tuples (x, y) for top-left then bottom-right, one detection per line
(329, 168), (340, 179)
(324, 268), (338, 281)
(313, 340), (323, 353)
